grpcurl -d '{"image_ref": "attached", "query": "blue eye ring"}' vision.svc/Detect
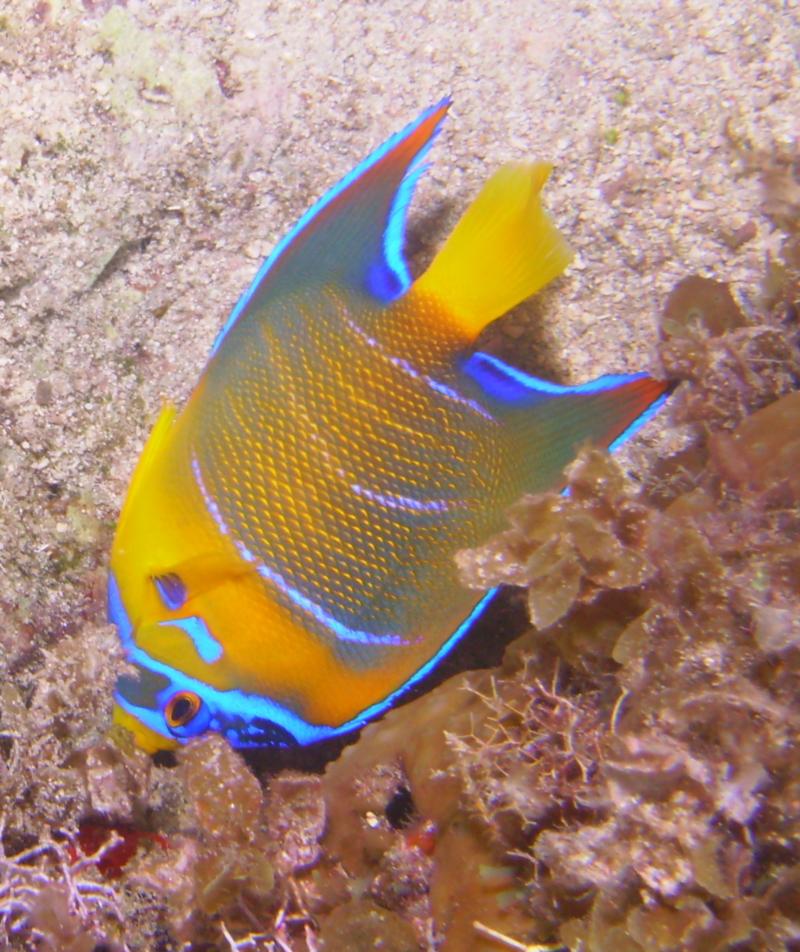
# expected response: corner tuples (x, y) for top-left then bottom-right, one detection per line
(164, 690), (202, 731)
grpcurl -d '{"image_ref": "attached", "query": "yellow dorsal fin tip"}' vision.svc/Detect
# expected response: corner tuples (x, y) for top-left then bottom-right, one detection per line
(416, 162), (573, 336)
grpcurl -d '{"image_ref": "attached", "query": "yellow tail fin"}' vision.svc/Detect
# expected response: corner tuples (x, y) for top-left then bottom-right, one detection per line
(416, 163), (573, 337)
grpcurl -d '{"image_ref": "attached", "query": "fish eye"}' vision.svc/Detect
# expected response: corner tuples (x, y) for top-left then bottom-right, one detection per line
(164, 691), (202, 730)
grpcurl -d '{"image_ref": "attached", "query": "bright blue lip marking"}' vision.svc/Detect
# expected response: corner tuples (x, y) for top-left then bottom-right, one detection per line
(115, 586), (498, 749)
(107, 570), (133, 646)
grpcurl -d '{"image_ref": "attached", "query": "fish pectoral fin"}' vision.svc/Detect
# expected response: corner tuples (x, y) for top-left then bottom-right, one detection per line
(152, 550), (254, 604)
(416, 163), (573, 337)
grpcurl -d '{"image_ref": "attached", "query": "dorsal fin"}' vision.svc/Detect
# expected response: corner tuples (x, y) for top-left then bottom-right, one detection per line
(415, 163), (573, 337)
(210, 99), (451, 357)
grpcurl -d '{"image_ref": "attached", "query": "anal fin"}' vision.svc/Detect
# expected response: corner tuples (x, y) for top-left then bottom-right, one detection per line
(464, 351), (672, 486)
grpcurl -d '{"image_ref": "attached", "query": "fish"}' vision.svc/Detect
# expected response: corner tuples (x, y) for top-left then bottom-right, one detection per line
(108, 99), (670, 753)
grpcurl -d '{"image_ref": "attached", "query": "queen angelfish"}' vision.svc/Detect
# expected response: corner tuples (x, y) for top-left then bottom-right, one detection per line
(107, 99), (670, 752)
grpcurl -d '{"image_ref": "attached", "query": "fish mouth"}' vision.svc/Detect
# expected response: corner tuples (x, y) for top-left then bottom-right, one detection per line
(108, 566), (331, 751)
(113, 665), (177, 752)
(108, 571), (176, 752)
(112, 699), (178, 754)
(114, 656), (301, 750)
(107, 569), (301, 751)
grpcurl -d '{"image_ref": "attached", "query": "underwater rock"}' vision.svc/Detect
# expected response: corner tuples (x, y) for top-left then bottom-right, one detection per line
(27, 882), (125, 952)
(0, 624), (124, 841)
(178, 736), (274, 916)
(447, 322), (800, 949)
(263, 770), (326, 873)
(319, 898), (419, 952)
(0, 836), (127, 950)
(760, 154), (800, 234)
(658, 273), (799, 431)
(70, 739), (152, 821)
(127, 735), (278, 941)
(660, 274), (748, 340)
(322, 666), (545, 949)
(457, 448), (655, 637)
(709, 389), (800, 498)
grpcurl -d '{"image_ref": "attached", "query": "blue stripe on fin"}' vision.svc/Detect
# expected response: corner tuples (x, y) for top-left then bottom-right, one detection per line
(463, 351), (671, 452)
(367, 154), (433, 301)
(464, 351), (652, 404)
(608, 388), (671, 453)
(210, 99), (451, 358)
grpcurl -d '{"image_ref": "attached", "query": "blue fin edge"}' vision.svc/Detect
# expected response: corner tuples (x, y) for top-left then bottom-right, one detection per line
(608, 389), (671, 453)
(464, 351), (650, 399)
(464, 351), (668, 449)
(209, 98), (451, 358)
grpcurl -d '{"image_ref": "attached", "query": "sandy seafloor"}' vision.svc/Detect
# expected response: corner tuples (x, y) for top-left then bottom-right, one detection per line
(0, 0), (797, 948)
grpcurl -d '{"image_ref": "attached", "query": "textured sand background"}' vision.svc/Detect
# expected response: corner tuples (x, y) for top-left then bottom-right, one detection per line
(0, 0), (797, 760)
